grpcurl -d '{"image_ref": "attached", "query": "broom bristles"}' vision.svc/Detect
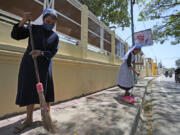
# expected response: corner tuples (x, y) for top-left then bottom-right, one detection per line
(37, 84), (55, 133)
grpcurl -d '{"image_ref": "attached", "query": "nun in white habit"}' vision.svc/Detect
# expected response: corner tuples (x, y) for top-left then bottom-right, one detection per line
(117, 45), (143, 96)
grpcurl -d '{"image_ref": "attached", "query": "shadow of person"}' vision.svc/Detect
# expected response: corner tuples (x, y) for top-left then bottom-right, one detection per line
(0, 118), (42, 135)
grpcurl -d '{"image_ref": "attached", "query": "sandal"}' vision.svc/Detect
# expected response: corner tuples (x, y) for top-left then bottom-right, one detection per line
(13, 120), (32, 134)
(124, 91), (130, 96)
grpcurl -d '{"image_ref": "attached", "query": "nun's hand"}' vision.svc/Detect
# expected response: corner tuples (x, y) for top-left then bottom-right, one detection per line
(29, 50), (41, 58)
(19, 12), (32, 27)
(23, 12), (32, 22)
(136, 72), (140, 76)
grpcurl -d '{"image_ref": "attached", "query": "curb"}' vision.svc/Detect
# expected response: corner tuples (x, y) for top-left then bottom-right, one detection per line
(130, 77), (155, 135)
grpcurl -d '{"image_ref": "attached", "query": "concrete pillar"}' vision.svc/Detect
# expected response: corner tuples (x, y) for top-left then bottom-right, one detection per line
(100, 23), (104, 53)
(151, 59), (153, 76)
(152, 62), (157, 76)
(137, 55), (140, 71)
(81, 5), (88, 59)
(124, 43), (128, 53)
(146, 60), (149, 77)
(111, 31), (115, 64)
(140, 55), (142, 70)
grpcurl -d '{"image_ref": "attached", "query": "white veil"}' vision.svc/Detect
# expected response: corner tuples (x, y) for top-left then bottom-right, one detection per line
(123, 45), (142, 60)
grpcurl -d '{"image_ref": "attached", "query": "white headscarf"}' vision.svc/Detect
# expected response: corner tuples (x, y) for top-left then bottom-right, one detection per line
(124, 45), (141, 60)
(32, 9), (57, 32)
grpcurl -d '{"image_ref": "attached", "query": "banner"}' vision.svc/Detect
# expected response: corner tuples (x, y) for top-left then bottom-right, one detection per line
(134, 29), (153, 47)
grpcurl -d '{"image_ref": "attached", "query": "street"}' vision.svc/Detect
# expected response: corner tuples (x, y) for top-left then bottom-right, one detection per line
(151, 75), (180, 135)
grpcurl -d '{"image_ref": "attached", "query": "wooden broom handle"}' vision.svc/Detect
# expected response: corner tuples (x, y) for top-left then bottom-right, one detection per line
(28, 21), (41, 83)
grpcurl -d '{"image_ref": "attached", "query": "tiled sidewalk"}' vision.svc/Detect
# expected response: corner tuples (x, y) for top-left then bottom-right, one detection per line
(0, 77), (153, 135)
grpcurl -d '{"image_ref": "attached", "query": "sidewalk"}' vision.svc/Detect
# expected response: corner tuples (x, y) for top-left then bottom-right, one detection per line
(152, 76), (180, 135)
(0, 77), (154, 135)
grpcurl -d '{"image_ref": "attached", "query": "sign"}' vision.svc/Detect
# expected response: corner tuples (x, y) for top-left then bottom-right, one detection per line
(134, 29), (153, 47)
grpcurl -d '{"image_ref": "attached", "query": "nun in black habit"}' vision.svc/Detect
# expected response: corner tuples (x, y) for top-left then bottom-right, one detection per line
(11, 9), (59, 133)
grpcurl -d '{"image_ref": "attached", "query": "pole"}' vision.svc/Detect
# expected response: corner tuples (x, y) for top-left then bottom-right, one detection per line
(130, 0), (136, 83)
(131, 0), (135, 47)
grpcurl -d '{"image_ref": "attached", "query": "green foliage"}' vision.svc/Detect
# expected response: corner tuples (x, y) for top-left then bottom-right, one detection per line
(78, 0), (130, 28)
(138, 0), (180, 45)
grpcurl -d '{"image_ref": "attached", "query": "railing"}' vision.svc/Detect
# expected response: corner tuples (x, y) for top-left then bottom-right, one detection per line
(115, 36), (126, 58)
(88, 10), (112, 54)
(0, 0), (127, 61)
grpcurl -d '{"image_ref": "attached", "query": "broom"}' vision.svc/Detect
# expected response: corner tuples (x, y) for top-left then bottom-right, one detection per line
(28, 21), (55, 133)
(121, 88), (135, 104)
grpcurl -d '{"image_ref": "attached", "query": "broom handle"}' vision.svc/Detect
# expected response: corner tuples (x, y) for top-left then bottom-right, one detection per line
(28, 21), (41, 83)
(130, 87), (134, 96)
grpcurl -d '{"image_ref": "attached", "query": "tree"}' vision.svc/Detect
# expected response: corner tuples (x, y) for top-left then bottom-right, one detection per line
(78, 0), (130, 28)
(176, 59), (180, 67)
(138, 0), (180, 45)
